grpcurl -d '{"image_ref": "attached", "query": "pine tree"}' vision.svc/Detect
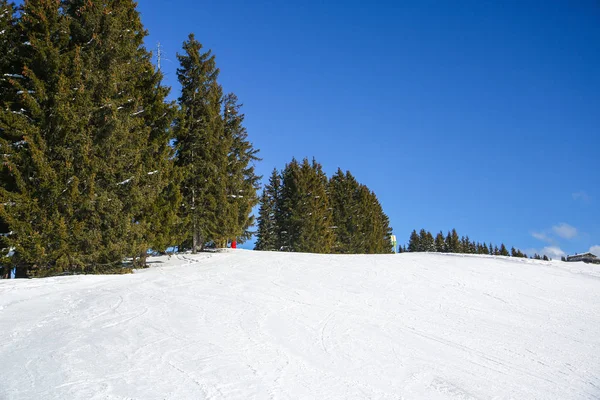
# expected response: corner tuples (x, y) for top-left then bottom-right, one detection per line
(0, 0), (80, 274)
(65, 0), (177, 268)
(174, 34), (225, 253)
(217, 93), (260, 246)
(355, 185), (392, 253)
(255, 169), (281, 251)
(499, 243), (509, 256)
(434, 231), (445, 252)
(408, 230), (420, 252)
(293, 158), (334, 253)
(449, 229), (461, 253)
(329, 168), (360, 253)
(0, 0), (19, 277)
(329, 169), (393, 254)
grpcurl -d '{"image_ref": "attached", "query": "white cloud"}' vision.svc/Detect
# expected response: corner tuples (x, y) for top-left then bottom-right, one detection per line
(572, 191), (591, 203)
(590, 246), (600, 257)
(523, 246), (566, 260)
(552, 223), (577, 240)
(541, 246), (566, 260)
(531, 232), (552, 242)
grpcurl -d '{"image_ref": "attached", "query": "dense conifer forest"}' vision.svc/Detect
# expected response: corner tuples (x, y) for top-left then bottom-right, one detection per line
(0, 0), (395, 277)
(0, 0), (548, 277)
(254, 160), (393, 254)
(0, 0), (260, 276)
(401, 228), (551, 260)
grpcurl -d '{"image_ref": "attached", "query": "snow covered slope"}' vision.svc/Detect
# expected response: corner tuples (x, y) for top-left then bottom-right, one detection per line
(1, 251), (599, 399)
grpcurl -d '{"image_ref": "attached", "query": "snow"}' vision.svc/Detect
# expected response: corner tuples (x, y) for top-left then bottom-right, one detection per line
(116, 177), (133, 185)
(1, 251), (599, 399)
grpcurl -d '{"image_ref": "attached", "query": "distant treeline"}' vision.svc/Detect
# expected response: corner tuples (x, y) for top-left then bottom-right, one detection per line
(255, 159), (393, 254)
(401, 229), (551, 260)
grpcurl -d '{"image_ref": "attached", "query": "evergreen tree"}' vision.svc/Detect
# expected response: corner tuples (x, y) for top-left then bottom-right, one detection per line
(255, 169), (281, 251)
(542, 255), (549, 261)
(328, 168), (360, 253)
(499, 243), (509, 256)
(355, 184), (392, 253)
(408, 230), (420, 252)
(448, 229), (461, 253)
(482, 242), (489, 255)
(434, 231), (445, 252)
(278, 158), (333, 253)
(216, 93), (260, 246)
(65, 0), (177, 268)
(174, 34), (225, 253)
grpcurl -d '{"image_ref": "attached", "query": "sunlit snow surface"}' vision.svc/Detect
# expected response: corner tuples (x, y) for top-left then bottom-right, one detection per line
(1, 251), (599, 399)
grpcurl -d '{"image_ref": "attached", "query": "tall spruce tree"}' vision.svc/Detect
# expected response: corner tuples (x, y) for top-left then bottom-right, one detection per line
(354, 184), (392, 253)
(434, 231), (445, 252)
(328, 168), (360, 253)
(215, 93), (260, 246)
(292, 158), (333, 253)
(0, 0), (19, 277)
(0, 0), (177, 275)
(408, 230), (420, 252)
(254, 169), (281, 251)
(0, 0), (76, 274)
(64, 0), (177, 267)
(174, 34), (225, 252)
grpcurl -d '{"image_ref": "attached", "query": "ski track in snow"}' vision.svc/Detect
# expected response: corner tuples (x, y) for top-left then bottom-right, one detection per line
(1, 251), (600, 399)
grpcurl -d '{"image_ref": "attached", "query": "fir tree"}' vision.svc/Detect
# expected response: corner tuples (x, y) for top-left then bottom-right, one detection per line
(448, 229), (461, 253)
(499, 243), (509, 256)
(434, 231), (445, 252)
(328, 168), (360, 253)
(482, 242), (489, 255)
(255, 169), (281, 251)
(217, 93), (260, 246)
(174, 34), (225, 253)
(408, 230), (420, 252)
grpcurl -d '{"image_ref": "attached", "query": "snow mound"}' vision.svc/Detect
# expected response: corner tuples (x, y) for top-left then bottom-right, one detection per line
(1, 251), (599, 399)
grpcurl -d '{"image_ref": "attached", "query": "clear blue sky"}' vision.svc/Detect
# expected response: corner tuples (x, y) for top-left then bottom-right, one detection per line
(137, 0), (599, 257)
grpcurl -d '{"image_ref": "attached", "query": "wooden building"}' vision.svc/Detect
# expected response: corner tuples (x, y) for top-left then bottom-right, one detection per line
(566, 252), (600, 264)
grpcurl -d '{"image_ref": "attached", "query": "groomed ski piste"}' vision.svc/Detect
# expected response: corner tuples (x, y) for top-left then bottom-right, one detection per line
(1, 250), (599, 399)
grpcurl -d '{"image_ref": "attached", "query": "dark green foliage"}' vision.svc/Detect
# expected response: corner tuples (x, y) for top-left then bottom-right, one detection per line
(418, 229), (435, 252)
(174, 36), (260, 252)
(255, 160), (392, 254)
(174, 34), (225, 252)
(405, 228), (528, 259)
(255, 169), (281, 251)
(278, 158), (333, 253)
(0, 2), (264, 277)
(408, 230), (420, 252)
(216, 93), (260, 245)
(434, 231), (445, 252)
(329, 168), (392, 254)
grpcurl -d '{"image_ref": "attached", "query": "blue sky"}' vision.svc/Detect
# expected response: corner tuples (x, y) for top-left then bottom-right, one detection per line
(136, 0), (599, 256)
